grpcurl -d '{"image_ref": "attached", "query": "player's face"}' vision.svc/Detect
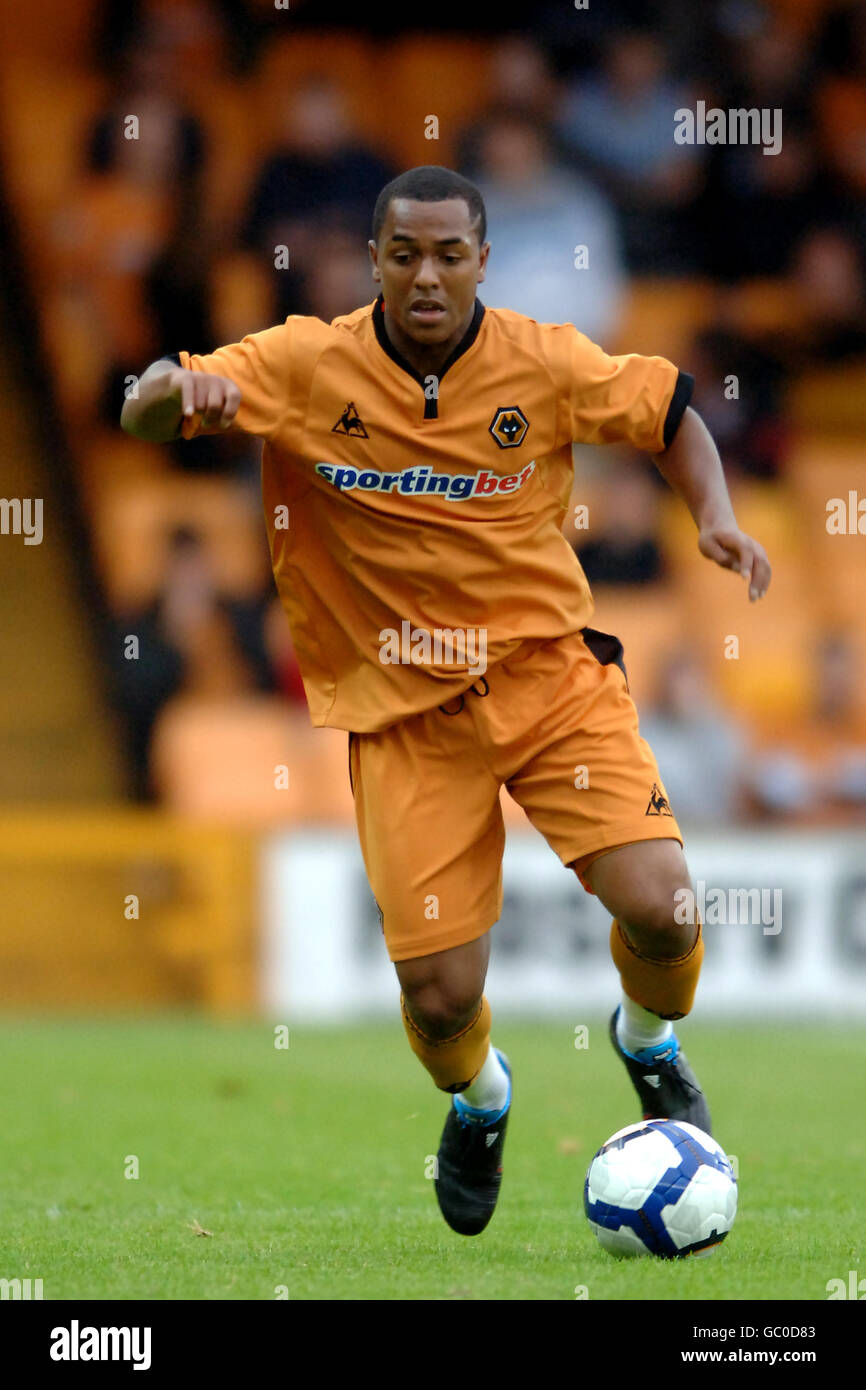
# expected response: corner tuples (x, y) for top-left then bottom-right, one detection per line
(369, 198), (489, 350)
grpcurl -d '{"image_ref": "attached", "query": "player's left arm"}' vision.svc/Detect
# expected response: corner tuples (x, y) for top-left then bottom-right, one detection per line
(652, 405), (771, 603)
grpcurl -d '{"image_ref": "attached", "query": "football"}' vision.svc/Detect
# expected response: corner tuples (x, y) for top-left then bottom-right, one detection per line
(584, 1119), (738, 1258)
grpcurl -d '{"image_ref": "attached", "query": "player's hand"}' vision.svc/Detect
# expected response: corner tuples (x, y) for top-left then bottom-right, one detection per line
(697, 525), (771, 602)
(167, 368), (242, 430)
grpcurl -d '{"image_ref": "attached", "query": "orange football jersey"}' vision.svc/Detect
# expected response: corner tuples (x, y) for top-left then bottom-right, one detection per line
(176, 296), (691, 731)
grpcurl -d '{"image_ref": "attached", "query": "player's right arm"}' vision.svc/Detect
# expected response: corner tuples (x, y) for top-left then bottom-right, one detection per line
(120, 359), (241, 442)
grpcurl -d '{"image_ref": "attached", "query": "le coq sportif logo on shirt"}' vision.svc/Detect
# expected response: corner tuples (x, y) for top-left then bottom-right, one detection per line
(314, 459), (536, 502)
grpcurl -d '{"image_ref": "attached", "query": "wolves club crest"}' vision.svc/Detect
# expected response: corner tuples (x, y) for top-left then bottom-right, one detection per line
(489, 406), (529, 449)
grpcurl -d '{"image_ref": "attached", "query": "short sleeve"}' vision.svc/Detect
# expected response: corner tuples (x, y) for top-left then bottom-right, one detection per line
(176, 321), (296, 440)
(557, 325), (693, 453)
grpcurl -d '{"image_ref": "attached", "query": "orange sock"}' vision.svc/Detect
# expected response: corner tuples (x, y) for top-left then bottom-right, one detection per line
(610, 917), (704, 1020)
(401, 993), (491, 1093)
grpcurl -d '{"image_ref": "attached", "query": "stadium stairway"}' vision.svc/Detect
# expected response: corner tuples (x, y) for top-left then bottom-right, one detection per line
(0, 170), (125, 802)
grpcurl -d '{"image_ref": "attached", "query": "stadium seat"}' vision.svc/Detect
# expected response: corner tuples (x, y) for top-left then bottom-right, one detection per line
(659, 482), (807, 586)
(93, 474), (268, 610)
(0, 67), (107, 258)
(611, 280), (714, 363)
(181, 77), (262, 239)
(211, 251), (275, 344)
(248, 31), (386, 153)
(381, 36), (495, 169)
(150, 696), (355, 826)
(0, 1), (100, 72)
(81, 428), (168, 504)
(725, 278), (806, 336)
(764, 0), (835, 33)
(789, 360), (866, 432)
(786, 435), (866, 512)
(683, 585), (818, 723)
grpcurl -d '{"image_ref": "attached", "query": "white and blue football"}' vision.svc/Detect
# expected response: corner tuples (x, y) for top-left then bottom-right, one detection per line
(584, 1119), (737, 1258)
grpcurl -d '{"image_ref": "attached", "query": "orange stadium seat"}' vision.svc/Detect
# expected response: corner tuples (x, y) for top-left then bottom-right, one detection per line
(724, 278), (806, 336)
(681, 574), (818, 724)
(181, 77), (262, 239)
(789, 359), (866, 433)
(210, 251), (276, 344)
(763, 0), (835, 33)
(611, 279), (714, 363)
(40, 283), (114, 430)
(0, 67), (107, 258)
(786, 438), (865, 625)
(0, 0), (100, 70)
(786, 435), (866, 512)
(93, 474), (269, 610)
(660, 481), (807, 581)
(380, 36), (495, 170)
(248, 31), (386, 153)
(150, 697), (355, 826)
(80, 429), (169, 507)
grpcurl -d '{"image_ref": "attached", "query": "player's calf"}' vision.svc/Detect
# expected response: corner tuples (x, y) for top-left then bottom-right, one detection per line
(582, 839), (712, 1133)
(396, 941), (512, 1233)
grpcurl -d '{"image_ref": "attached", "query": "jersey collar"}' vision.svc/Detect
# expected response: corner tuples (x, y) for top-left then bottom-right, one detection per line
(371, 293), (485, 389)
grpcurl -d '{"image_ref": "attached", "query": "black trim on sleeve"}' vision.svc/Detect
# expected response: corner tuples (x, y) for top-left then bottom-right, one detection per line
(662, 369), (694, 449)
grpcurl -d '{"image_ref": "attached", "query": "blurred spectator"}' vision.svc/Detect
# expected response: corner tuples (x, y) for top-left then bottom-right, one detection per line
(697, 115), (843, 281)
(784, 227), (866, 367)
(574, 458), (665, 584)
(639, 649), (749, 824)
(92, 0), (256, 77)
(86, 43), (206, 192)
(109, 526), (279, 797)
(302, 224), (376, 324)
(456, 36), (563, 173)
(469, 106), (625, 344)
(716, 11), (815, 120)
(54, 41), (208, 428)
(556, 28), (706, 273)
(747, 632), (866, 821)
(814, 0), (866, 202)
(241, 75), (395, 320)
(694, 14), (850, 278)
(533, 0), (706, 82)
(686, 324), (788, 480)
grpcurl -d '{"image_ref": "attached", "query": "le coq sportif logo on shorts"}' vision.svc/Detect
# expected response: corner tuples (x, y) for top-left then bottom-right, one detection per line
(315, 459), (536, 502)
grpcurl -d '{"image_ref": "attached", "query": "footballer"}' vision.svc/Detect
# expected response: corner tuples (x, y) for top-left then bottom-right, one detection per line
(121, 166), (771, 1237)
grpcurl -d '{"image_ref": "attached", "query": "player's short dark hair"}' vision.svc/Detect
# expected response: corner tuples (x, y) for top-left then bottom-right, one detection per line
(372, 166), (487, 246)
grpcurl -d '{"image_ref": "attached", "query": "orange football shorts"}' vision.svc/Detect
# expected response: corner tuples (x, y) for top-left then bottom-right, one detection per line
(348, 627), (682, 962)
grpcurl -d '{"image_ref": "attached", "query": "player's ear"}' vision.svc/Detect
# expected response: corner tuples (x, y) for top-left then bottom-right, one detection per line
(477, 240), (491, 283)
(368, 239), (381, 282)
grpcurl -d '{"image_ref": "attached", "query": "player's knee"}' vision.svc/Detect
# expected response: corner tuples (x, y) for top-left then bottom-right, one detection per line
(618, 879), (697, 959)
(402, 981), (483, 1040)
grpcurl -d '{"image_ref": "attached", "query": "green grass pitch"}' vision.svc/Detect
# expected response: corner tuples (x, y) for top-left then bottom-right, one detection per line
(1, 1016), (862, 1300)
